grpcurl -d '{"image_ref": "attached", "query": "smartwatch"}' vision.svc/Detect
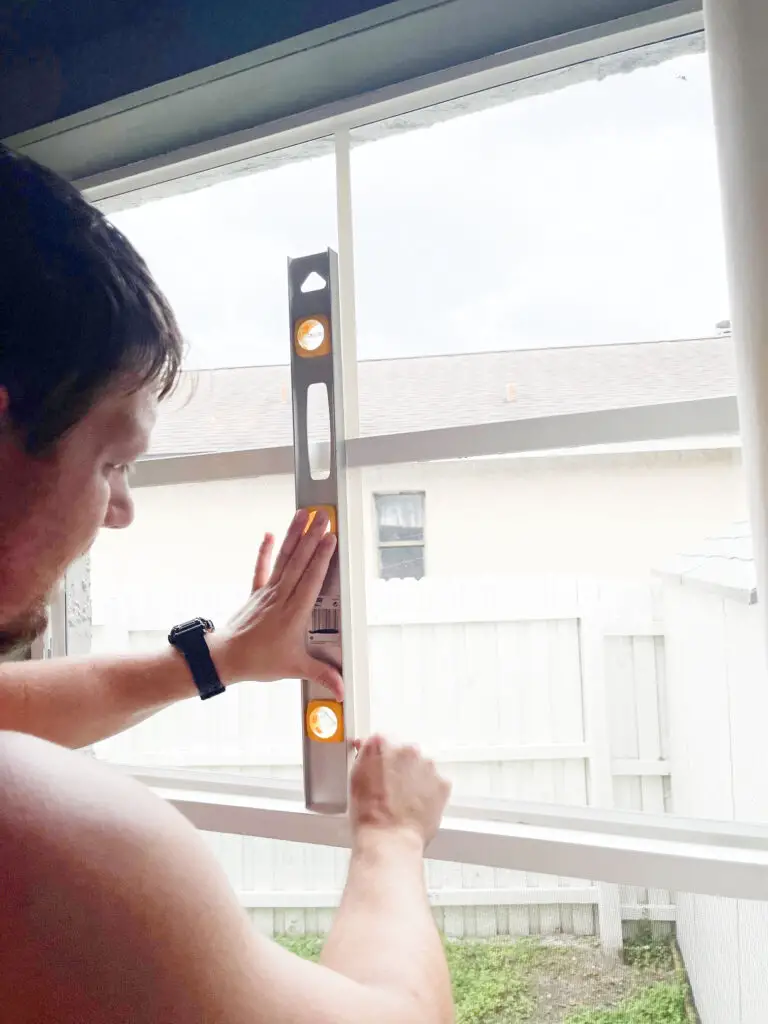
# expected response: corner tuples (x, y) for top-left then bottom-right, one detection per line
(168, 617), (225, 700)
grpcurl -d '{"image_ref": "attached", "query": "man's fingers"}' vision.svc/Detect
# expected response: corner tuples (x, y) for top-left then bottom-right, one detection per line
(279, 517), (335, 603)
(251, 533), (275, 593)
(358, 734), (384, 759)
(289, 534), (337, 619)
(268, 510), (310, 585)
(302, 656), (344, 701)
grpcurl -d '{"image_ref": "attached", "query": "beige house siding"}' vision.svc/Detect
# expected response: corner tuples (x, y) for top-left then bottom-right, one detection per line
(91, 446), (747, 598)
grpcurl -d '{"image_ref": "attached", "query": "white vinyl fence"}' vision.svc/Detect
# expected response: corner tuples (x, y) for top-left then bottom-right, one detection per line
(661, 578), (768, 1024)
(92, 576), (672, 944)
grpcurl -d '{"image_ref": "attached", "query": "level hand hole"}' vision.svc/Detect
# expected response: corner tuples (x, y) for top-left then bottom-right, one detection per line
(307, 382), (331, 481)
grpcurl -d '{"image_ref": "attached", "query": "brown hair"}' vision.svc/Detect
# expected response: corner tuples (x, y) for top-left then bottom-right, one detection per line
(0, 145), (183, 453)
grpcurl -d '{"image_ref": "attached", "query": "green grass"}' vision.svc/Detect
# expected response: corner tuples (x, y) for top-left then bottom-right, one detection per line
(276, 934), (323, 962)
(277, 934), (690, 1024)
(622, 925), (675, 971)
(444, 938), (536, 1024)
(565, 982), (687, 1024)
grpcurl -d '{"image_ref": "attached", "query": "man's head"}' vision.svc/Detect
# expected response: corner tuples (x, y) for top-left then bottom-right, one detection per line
(0, 146), (183, 654)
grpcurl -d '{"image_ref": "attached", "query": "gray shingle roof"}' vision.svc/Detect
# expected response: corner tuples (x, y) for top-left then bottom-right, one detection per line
(656, 520), (757, 603)
(149, 336), (737, 457)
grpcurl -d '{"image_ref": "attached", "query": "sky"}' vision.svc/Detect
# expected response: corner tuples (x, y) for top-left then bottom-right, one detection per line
(110, 50), (730, 371)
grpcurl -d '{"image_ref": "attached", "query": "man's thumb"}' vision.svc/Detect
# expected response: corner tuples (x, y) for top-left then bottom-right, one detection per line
(303, 656), (344, 702)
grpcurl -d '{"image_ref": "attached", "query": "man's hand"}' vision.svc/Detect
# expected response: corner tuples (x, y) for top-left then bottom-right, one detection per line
(0, 509), (343, 751)
(209, 509), (343, 699)
(321, 737), (455, 1024)
(350, 736), (452, 850)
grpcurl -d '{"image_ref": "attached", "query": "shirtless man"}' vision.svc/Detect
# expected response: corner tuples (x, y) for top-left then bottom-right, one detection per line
(0, 145), (454, 1023)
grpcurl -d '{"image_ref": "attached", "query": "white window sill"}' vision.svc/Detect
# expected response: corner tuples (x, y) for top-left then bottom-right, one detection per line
(122, 765), (768, 902)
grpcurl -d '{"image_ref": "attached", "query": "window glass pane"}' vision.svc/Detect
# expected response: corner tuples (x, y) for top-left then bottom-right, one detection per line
(85, 39), (765, 850)
(362, 445), (751, 825)
(107, 140), (336, 457)
(350, 39), (730, 436)
(90, 475), (302, 770)
(343, 38), (765, 840)
(89, 141), (339, 773)
(375, 492), (425, 542)
(379, 545), (425, 580)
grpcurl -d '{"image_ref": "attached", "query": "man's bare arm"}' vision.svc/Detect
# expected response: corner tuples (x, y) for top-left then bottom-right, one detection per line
(0, 731), (454, 1024)
(0, 511), (343, 748)
(321, 738), (454, 1021)
(0, 644), (214, 747)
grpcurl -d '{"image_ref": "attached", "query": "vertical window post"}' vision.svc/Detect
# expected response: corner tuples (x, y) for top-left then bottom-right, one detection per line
(704, 0), (768, 634)
(334, 129), (372, 737)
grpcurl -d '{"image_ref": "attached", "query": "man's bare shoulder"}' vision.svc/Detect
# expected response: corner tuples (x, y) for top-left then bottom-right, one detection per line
(0, 730), (252, 1023)
(0, 728), (169, 853)
(0, 733), (430, 1024)
(0, 732), (362, 1024)
(0, 731), (179, 959)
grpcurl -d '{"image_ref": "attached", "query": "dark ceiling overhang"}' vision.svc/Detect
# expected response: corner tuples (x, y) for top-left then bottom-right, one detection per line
(2, 0), (702, 190)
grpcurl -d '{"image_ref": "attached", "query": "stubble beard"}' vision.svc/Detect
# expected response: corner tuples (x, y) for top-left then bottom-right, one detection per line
(0, 600), (49, 658)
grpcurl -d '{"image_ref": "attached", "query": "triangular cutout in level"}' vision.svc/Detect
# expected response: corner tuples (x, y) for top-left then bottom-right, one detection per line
(300, 271), (327, 293)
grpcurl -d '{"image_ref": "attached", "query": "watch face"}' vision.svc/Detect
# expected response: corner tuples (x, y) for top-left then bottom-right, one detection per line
(171, 618), (214, 637)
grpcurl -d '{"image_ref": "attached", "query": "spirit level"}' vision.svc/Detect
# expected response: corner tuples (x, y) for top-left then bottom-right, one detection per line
(288, 249), (352, 814)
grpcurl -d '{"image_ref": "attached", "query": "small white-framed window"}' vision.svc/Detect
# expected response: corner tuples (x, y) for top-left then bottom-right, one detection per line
(374, 492), (425, 579)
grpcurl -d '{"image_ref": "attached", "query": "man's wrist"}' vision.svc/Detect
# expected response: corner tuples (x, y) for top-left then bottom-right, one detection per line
(164, 632), (235, 696)
(351, 823), (426, 860)
(204, 633), (236, 686)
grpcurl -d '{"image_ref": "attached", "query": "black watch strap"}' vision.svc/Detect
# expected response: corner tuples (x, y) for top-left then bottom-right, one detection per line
(168, 618), (225, 700)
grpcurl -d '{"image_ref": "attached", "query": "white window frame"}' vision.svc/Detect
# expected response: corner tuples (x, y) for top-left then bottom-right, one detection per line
(127, 766), (768, 903)
(54, 3), (768, 909)
(374, 491), (426, 580)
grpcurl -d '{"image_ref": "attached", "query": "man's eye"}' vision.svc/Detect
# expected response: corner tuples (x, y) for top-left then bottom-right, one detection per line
(106, 463), (135, 477)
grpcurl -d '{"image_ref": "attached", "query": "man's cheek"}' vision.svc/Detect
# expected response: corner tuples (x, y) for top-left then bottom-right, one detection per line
(59, 486), (107, 558)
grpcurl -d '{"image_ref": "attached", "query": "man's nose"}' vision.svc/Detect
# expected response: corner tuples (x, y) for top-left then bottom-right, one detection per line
(103, 491), (135, 530)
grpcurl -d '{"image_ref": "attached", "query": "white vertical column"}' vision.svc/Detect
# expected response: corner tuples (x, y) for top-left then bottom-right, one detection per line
(66, 555), (94, 755)
(47, 579), (68, 658)
(64, 555), (92, 658)
(334, 129), (372, 736)
(579, 580), (623, 955)
(704, 1), (768, 632)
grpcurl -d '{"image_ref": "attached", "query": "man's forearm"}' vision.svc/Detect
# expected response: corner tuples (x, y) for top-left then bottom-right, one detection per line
(0, 520), (345, 750)
(321, 827), (454, 1024)
(0, 646), (201, 748)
